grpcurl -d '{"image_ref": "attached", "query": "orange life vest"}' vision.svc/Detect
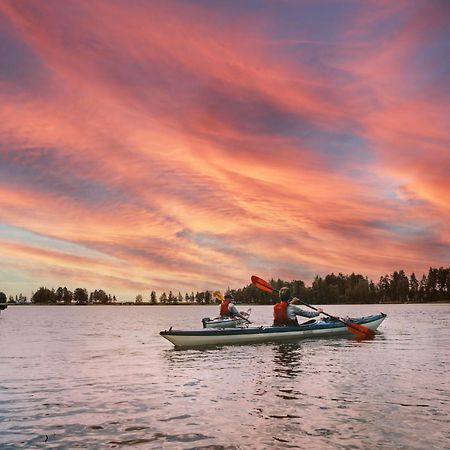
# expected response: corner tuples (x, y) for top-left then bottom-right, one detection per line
(220, 300), (232, 317)
(273, 301), (298, 326)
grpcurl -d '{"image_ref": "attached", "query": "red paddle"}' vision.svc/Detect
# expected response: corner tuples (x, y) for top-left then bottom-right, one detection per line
(251, 275), (375, 339)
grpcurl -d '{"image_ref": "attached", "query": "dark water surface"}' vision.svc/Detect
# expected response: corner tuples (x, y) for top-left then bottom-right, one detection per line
(1, 304), (449, 449)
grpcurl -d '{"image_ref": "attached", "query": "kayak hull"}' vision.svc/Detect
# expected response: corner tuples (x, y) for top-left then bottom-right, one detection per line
(160, 313), (387, 347)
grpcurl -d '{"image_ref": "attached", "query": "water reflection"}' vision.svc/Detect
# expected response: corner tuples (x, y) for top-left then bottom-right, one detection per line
(162, 347), (225, 368)
(2, 305), (449, 450)
(272, 343), (304, 379)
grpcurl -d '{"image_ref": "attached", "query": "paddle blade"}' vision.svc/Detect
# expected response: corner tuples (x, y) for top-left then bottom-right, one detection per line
(346, 322), (375, 339)
(212, 291), (225, 302)
(251, 275), (276, 293)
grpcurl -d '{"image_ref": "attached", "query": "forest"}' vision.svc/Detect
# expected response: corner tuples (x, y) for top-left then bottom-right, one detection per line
(1, 266), (449, 305)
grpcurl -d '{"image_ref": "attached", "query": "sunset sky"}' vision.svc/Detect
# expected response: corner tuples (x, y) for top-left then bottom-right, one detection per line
(0, 0), (449, 300)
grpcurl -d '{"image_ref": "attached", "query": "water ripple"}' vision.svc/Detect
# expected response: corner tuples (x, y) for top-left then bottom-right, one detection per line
(1, 304), (449, 449)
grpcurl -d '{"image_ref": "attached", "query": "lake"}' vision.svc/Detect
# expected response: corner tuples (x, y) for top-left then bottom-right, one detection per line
(0, 304), (449, 449)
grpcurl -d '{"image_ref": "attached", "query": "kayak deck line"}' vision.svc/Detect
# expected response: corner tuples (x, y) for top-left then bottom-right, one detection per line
(160, 313), (387, 347)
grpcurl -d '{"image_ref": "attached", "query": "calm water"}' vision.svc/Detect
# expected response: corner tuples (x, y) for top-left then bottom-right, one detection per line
(1, 304), (449, 449)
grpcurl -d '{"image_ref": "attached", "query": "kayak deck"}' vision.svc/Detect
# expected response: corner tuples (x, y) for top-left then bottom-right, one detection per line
(160, 313), (387, 347)
(202, 308), (251, 328)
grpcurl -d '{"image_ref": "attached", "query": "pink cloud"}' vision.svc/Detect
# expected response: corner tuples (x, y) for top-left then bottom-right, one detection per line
(0, 1), (448, 299)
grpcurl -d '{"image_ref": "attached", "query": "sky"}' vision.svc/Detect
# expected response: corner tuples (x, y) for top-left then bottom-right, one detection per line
(0, 0), (449, 300)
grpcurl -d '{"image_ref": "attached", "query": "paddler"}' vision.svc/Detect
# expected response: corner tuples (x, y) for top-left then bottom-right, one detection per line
(220, 291), (248, 321)
(273, 287), (323, 326)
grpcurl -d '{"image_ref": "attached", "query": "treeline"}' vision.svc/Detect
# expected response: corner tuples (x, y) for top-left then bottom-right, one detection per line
(230, 267), (450, 304)
(148, 290), (214, 304)
(152, 266), (450, 305)
(25, 287), (116, 304)
(0, 292), (27, 304)
(1, 266), (449, 305)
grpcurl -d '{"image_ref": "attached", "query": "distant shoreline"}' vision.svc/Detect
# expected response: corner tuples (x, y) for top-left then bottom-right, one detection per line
(2, 301), (450, 306)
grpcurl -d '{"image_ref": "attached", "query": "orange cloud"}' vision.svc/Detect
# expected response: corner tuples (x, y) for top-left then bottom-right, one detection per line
(0, 1), (448, 299)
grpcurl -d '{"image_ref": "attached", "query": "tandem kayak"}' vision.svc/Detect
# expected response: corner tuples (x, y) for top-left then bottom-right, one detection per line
(160, 313), (387, 347)
(201, 309), (251, 328)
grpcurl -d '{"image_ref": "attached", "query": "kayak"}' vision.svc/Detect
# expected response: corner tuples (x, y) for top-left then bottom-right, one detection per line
(161, 313), (386, 347)
(202, 309), (251, 328)
(160, 313), (386, 347)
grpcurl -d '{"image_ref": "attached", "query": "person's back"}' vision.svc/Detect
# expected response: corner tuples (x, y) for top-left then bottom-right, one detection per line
(273, 287), (322, 326)
(273, 300), (298, 326)
(220, 299), (232, 317)
(220, 292), (241, 318)
(273, 287), (299, 326)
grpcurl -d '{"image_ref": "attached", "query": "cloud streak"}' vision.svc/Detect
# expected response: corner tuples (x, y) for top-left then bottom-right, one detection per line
(0, 0), (449, 299)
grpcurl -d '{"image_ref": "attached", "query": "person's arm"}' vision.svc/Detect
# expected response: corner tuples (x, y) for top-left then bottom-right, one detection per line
(228, 303), (247, 319)
(290, 304), (321, 318)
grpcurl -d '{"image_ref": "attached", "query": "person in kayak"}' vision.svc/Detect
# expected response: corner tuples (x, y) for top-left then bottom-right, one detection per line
(220, 292), (248, 320)
(273, 287), (323, 326)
